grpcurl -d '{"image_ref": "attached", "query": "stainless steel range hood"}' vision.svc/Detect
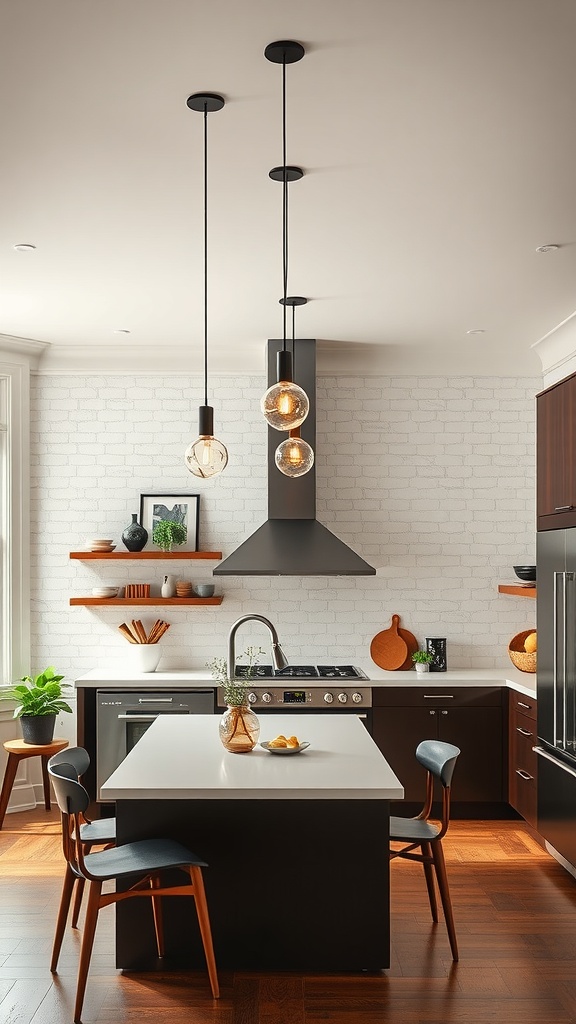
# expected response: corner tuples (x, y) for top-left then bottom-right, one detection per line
(214, 339), (375, 577)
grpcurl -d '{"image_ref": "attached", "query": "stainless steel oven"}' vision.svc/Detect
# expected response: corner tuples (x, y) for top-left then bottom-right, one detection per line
(96, 688), (214, 798)
(216, 665), (372, 731)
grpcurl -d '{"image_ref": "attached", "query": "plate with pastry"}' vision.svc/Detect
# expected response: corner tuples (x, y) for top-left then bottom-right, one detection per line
(261, 734), (310, 755)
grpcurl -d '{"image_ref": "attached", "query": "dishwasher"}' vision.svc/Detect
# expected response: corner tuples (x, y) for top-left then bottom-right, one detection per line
(96, 688), (214, 799)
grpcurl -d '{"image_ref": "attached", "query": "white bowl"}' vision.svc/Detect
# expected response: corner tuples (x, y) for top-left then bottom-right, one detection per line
(87, 539), (114, 545)
(92, 587), (119, 598)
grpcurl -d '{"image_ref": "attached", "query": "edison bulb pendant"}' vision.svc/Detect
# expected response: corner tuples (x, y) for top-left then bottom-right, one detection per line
(275, 435), (314, 478)
(261, 379), (309, 431)
(185, 435), (228, 478)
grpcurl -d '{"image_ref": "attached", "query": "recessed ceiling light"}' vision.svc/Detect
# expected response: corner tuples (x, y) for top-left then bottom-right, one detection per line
(466, 329), (485, 335)
(113, 329), (131, 334)
(12, 243), (36, 251)
(536, 244), (559, 253)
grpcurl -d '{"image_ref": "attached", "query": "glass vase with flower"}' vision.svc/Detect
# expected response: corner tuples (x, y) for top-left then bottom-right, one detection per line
(209, 646), (264, 753)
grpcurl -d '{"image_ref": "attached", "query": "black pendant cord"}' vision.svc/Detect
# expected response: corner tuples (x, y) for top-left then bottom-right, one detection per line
(203, 103), (209, 408)
(282, 57), (288, 354)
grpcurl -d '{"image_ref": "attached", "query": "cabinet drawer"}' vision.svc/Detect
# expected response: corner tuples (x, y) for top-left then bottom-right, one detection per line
(373, 686), (503, 708)
(510, 693), (537, 721)
(513, 717), (538, 777)
(513, 770), (537, 828)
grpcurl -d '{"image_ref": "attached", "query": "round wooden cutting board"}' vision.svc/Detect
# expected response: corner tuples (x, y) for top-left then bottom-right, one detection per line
(370, 613), (419, 671)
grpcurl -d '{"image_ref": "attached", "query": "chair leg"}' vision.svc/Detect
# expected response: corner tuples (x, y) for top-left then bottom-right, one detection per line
(431, 840), (459, 961)
(150, 875), (165, 957)
(41, 755), (51, 811)
(0, 753), (19, 830)
(189, 866), (219, 998)
(51, 864), (76, 972)
(71, 877), (85, 929)
(421, 842), (438, 923)
(74, 880), (102, 1024)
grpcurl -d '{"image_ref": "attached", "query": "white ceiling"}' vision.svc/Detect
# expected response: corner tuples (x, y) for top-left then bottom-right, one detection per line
(2, 0), (575, 376)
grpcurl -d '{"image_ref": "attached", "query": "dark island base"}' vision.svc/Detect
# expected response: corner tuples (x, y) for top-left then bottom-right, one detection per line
(115, 798), (390, 972)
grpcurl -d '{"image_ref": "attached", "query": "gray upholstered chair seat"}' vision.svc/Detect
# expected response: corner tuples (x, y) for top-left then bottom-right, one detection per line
(79, 817), (116, 844)
(389, 816), (440, 843)
(83, 838), (207, 880)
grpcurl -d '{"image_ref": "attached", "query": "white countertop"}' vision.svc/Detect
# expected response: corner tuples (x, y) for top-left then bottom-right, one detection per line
(99, 714), (404, 802)
(76, 665), (536, 698)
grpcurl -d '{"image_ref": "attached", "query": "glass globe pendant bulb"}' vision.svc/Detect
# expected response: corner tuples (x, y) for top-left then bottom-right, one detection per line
(261, 378), (309, 431)
(275, 434), (314, 478)
(185, 435), (228, 478)
(185, 405), (228, 478)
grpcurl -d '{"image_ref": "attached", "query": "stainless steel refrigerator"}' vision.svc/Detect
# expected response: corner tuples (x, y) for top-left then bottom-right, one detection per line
(536, 529), (576, 868)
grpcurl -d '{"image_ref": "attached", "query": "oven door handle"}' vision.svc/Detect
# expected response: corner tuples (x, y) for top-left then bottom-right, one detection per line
(116, 714), (162, 722)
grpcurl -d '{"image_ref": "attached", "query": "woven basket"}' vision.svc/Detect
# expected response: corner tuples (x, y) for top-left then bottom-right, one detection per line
(508, 629), (537, 673)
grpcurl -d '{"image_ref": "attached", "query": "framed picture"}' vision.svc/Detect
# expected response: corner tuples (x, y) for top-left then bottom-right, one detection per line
(139, 493), (200, 551)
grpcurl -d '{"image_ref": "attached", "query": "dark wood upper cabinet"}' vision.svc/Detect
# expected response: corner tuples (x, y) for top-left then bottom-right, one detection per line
(537, 372), (576, 530)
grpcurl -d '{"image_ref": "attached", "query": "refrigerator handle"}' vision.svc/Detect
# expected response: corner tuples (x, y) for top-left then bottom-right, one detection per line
(553, 571), (561, 748)
(563, 571), (568, 750)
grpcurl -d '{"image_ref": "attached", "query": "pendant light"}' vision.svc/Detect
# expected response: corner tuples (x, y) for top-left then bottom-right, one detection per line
(260, 40), (309, 433)
(184, 92), (228, 479)
(274, 297), (315, 478)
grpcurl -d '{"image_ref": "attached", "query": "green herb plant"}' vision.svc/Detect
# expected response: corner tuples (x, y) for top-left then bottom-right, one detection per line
(0, 666), (72, 718)
(208, 646), (266, 706)
(152, 519), (187, 551)
(411, 650), (434, 665)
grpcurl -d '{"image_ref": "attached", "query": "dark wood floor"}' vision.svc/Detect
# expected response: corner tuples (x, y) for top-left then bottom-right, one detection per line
(2, 808), (576, 1022)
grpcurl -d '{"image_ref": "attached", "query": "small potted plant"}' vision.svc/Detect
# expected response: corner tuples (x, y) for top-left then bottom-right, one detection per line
(152, 519), (187, 553)
(0, 666), (72, 744)
(412, 650), (434, 675)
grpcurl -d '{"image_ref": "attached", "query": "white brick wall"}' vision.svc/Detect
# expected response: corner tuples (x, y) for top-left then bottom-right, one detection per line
(30, 373), (540, 680)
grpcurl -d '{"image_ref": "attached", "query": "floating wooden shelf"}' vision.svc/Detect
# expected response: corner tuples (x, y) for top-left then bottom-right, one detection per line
(70, 551), (222, 560)
(70, 597), (223, 606)
(498, 584), (536, 599)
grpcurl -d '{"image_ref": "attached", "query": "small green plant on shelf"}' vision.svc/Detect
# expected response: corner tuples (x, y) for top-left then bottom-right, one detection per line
(411, 650), (434, 665)
(208, 646), (265, 706)
(152, 519), (187, 552)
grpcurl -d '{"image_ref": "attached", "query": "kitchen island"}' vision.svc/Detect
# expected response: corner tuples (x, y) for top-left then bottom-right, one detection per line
(100, 713), (403, 972)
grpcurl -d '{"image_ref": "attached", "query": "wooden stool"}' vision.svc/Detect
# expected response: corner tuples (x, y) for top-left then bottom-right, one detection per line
(0, 738), (69, 829)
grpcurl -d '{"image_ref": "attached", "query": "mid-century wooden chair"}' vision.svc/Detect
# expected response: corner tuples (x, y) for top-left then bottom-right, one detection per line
(48, 745), (116, 928)
(389, 738), (460, 961)
(49, 761), (219, 1023)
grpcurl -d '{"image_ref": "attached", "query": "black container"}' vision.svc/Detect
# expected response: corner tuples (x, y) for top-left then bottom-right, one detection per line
(425, 637), (447, 672)
(21, 714), (56, 744)
(122, 513), (148, 552)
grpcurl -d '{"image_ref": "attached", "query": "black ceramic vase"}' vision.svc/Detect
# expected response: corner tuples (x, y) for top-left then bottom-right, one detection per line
(122, 513), (148, 552)
(426, 637), (447, 672)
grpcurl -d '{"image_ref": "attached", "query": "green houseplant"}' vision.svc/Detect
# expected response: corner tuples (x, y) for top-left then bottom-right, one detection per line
(152, 519), (187, 552)
(0, 666), (72, 744)
(412, 650), (434, 674)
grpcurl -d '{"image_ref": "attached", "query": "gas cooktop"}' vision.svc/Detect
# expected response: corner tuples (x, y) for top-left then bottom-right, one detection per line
(234, 665), (368, 680)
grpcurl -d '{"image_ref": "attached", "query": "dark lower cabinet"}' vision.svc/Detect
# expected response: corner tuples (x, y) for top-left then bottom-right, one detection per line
(508, 690), (538, 829)
(372, 686), (507, 816)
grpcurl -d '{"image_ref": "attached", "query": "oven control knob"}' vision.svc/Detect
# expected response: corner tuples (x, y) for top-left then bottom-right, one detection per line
(337, 692), (348, 704)
(352, 692), (363, 704)
(247, 692), (258, 704)
(323, 692), (334, 704)
(261, 691), (272, 704)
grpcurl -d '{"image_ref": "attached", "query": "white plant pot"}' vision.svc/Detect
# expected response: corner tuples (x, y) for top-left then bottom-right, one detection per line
(414, 663), (430, 674)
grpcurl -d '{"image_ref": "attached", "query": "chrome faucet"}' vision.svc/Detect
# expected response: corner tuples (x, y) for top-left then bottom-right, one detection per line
(227, 614), (289, 681)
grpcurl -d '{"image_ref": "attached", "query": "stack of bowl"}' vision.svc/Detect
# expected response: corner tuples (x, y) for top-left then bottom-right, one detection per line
(91, 586), (119, 599)
(176, 580), (193, 598)
(87, 538), (116, 552)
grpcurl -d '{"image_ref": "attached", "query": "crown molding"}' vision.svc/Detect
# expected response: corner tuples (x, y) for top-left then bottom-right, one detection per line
(531, 310), (576, 385)
(0, 334), (50, 368)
